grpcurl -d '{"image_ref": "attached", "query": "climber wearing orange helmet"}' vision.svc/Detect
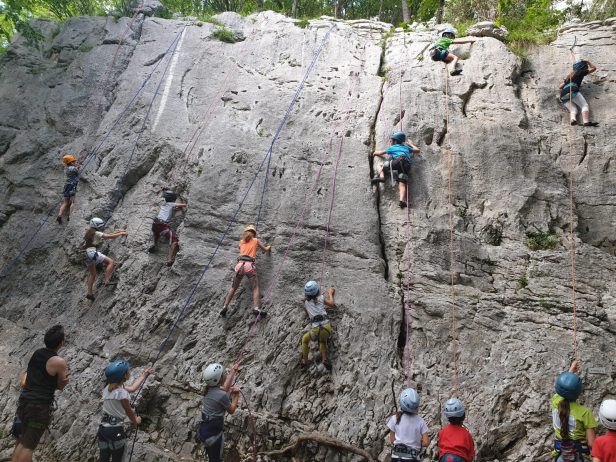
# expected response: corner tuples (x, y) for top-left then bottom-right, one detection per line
(56, 154), (80, 225)
(220, 225), (271, 317)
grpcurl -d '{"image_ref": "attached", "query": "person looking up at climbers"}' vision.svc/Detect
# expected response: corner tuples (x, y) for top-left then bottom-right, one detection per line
(551, 360), (597, 462)
(429, 28), (475, 76)
(98, 360), (153, 462)
(387, 388), (429, 461)
(84, 217), (128, 301)
(559, 59), (599, 126)
(220, 225), (271, 317)
(438, 398), (475, 462)
(300, 281), (336, 371)
(591, 400), (616, 462)
(198, 363), (240, 462)
(11, 325), (69, 462)
(371, 132), (421, 209)
(149, 189), (187, 266)
(57, 154), (80, 225)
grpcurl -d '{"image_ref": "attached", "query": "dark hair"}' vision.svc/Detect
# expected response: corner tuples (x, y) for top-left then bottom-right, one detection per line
(391, 139), (402, 145)
(44, 325), (65, 349)
(84, 228), (97, 247)
(559, 399), (571, 440)
(448, 415), (465, 425)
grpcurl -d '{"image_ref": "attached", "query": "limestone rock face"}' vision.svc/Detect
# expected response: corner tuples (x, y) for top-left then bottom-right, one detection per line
(0, 13), (615, 462)
(466, 21), (508, 40)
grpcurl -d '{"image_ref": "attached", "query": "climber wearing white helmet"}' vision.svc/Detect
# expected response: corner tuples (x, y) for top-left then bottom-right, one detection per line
(197, 363), (240, 462)
(438, 398), (475, 462)
(300, 281), (336, 371)
(83, 217), (128, 301)
(386, 388), (429, 461)
(591, 399), (616, 462)
(429, 28), (475, 76)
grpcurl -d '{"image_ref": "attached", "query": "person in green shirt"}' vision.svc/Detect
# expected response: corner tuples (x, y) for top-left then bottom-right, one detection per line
(429, 28), (475, 76)
(551, 360), (597, 461)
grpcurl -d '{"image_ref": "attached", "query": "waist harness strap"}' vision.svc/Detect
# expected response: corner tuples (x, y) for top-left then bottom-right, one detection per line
(101, 413), (124, 426)
(238, 255), (256, 262)
(392, 444), (420, 460)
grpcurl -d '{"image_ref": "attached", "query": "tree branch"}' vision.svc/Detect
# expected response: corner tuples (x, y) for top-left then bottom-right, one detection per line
(258, 432), (376, 461)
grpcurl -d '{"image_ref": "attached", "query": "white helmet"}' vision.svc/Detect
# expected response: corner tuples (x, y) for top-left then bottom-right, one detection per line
(90, 217), (105, 229)
(599, 399), (616, 430)
(202, 363), (224, 386)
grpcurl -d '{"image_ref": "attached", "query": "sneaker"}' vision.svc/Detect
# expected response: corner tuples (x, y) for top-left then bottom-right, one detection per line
(252, 307), (266, 317)
(399, 200), (407, 209)
(86, 294), (95, 301)
(571, 119), (578, 126)
(220, 305), (228, 317)
(583, 122), (599, 127)
(166, 261), (174, 267)
(323, 360), (332, 371)
(148, 245), (157, 253)
(56, 216), (62, 225)
(66, 215), (70, 223)
(450, 68), (463, 76)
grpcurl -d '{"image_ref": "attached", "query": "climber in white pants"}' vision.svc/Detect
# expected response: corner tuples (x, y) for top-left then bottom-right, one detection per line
(559, 59), (598, 127)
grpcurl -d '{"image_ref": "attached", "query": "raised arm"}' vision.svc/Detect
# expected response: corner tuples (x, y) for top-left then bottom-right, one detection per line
(124, 368), (154, 393)
(453, 39), (475, 45)
(227, 388), (240, 414)
(586, 61), (597, 73)
(103, 230), (128, 240)
(174, 203), (188, 210)
(324, 287), (336, 308)
(372, 150), (387, 157)
(258, 241), (271, 253)
(407, 141), (420, 153)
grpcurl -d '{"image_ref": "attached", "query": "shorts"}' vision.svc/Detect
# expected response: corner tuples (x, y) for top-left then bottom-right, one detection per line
(85, 248), (106, 266)
(234, 260), (256, 278)
(440, 455), (467, 462)
(98, 425), (127, 450)
(431, 48), (449, 62)
(391, 156), (411, 175)
(152, 222), (178, 245)
(16, 401), (52, 450)
(63, 183), (77, 198)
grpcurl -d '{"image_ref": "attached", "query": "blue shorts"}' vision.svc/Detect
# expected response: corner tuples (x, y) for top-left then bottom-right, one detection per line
(63, 183), (77, 198)
(431, 49), (449, 62)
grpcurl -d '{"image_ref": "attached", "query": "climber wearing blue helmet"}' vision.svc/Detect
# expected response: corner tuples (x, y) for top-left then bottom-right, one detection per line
(559, 59), (598, 126)
(98, 360), (153, 462)
(300, 281), (336, 371)
(551, 360), (597, 462)
(387, 387), (429, 461)
(429, 28), (476, 76)
(438, 398), (475, 462)
(371, 132), (421, 209)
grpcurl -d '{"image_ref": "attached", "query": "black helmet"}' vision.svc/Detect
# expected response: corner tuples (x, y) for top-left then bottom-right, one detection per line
(162, 190), (177, 202)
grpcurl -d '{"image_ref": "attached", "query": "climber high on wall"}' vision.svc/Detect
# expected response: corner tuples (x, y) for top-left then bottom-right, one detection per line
(429, 28), (475, 76)
(149, 188), (187, 266)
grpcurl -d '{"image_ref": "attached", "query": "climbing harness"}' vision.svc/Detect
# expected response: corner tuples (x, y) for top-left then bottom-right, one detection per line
(392, 443), (421, 461)
(553, 440), (589, 461)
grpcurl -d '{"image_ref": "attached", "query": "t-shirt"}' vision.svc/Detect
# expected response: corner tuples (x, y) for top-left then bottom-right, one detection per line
(239, 238), (259, 259)
(551, 394), (597, 441)
(386, 144), (413, 162)
(592, 432), (616, 462)
(87, 231), (104, 249)
(436, 37), (454, 50)
(202, 387), (231, 419)
(102, 386), (130, 422)
(566, 68), (590, 88)
(157, 202), (176, 223)
(438, 424), (476, 461)
(305, 294), (327, 319)
(386, 413), (429, 450)
(65, 165), (78, 184)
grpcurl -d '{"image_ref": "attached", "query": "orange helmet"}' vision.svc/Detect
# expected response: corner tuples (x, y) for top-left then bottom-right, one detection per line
(63, 154), (77, 165)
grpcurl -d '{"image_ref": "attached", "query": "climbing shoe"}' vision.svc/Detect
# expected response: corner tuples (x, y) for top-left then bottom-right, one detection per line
(399, 200), (407, 209)
(166, 261), (174, 267)
(371, 178), (385, 185)
(323, 360), (332, 371)
(56, 216), (62, 225)
(583, 122), (599, 127)
(220, 305), (228, 317)
(148, 245), (157, 253)
(86, 294), (95, 301)
(252, 307), (267, 317)
(571, 120), (578, 126)
(450, 68), (463, 76)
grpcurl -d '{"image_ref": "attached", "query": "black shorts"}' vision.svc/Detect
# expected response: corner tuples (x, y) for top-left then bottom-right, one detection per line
(16, 401), (52, 450)
(391, 157), (411, 174)
(63, 183), (77, 198)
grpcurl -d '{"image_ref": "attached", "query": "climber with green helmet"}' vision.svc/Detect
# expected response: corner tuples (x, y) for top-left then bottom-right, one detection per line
(371, 131), (421, 209)
(438, 398), (475, 462)
(429, 28), (475, 76)
(387, 388), (430, 461)
(551, 360), (597, 461)
(57, 154), (80, 225)
(300, 281), (336, 371)
(559, 60), (599, 126)
(197, 363), (241, 462)
(98, 360), (153, 462)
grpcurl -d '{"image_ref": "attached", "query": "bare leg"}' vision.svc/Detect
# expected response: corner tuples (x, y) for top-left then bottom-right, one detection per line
(167, 242), (178, 264)
(251, 278), (261, 308)
(224, 275), (241, 306)
(12, 444), (34, 462)
(399, 182), (407, 202)
(102, 257), (115, 285)
(57, 198), (69, 222)
(87, 265), (97, 297)
(68, 197), (75, 219)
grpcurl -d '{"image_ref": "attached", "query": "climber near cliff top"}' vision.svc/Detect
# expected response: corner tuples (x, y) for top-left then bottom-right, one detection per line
(98, 360), (153, 462)
(551, 360), (597, 461)
(11, 325), (69, 462)
(429, 28), (475, 76)
(559, 60), (599, 126)
(387, 387), (430, 461)
(438, 398), (476, 462)
(300, 281), (336, 371)
(198, 363), (241, 462)
(148, 189), (187, 266)
(371, 132), (421, 209)
(56, 154), (80, 225)
(84, 218), (128, 301)
(592, 400), (616, 462)
(220, 225), (271, 317)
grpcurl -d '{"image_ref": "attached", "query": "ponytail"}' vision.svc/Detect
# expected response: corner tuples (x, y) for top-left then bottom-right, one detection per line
(559, 399), (571, 440)
(84, 228), (97, 247)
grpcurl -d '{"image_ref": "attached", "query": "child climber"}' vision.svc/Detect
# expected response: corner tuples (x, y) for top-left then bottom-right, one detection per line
(371, 132), (421, 209)
(592, 400), (616, 462)
(98, 360), (153, 462)
(198, 363), (241, 462)
(57, 154), (80, 224)
(300, 281), (336, 371)
(429, 28), (475, 76)
(149, 189), (187, 266)
(220, 225), (271, 317)
(386, 388), (430, 461)
(551, 360), (597, 462)
(559, 60), (599, 126)
(438, 398), (475, 462)
(84, 218), (128, 301)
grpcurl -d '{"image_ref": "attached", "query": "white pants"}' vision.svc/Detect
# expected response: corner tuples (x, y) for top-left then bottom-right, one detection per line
(563, 92), (589, 117)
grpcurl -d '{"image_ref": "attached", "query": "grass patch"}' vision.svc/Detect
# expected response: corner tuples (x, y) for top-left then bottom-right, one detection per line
(296, 18), (310, 29)
(456, 206), (467, 218)
(212, 26), (236, 43)
(197, 14), (224, 26)
(518, 275), (528, 289)
(257, 127), (264, 137)
(525, 230), (559, 251)
(78, 43), (93, 52)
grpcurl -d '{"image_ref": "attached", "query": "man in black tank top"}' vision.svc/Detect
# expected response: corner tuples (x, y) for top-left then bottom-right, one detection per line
(12, 325), (69, 462)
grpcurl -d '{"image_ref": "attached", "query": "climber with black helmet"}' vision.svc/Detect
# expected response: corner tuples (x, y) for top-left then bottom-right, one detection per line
(84, 217), (128, 301)
(551, 360), (597, 462)
(429, 28), (475, 76)
(371, 132), (421, 209)
(387, 388), (430, 461)
(149, 189), (187, 266)
(592, 400), (616, 462)
(559, 60), (599, 126)
(300, 281), (336, 371)
(220, 225), (271, 317)
(197, 363), (241, 462)
(56, 154), (80, 225)
(98, 360), (153, 462)
(438, 398), (475, 462)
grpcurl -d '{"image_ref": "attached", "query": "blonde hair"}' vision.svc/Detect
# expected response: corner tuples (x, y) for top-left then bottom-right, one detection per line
(107, 382), (123, 392)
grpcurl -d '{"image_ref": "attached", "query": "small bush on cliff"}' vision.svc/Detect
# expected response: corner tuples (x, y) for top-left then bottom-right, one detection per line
(525, 229), (559, 251)
(212, 26), (236, 43)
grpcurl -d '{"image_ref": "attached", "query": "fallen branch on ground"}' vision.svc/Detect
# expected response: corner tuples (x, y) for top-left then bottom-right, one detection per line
(257, 432), (376, 461)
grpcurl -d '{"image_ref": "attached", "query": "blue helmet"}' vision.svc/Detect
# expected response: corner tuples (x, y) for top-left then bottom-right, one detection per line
(399, 388), (420, 414)
(105, 360), (130, 383)
(555, 372), (582, 401)
(573, 60), (588, 71)
(442, 27), (456, 38)
(444, 398), (465, 418)
(304, 281), (319, 297)
(391, 132), (407, 143)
